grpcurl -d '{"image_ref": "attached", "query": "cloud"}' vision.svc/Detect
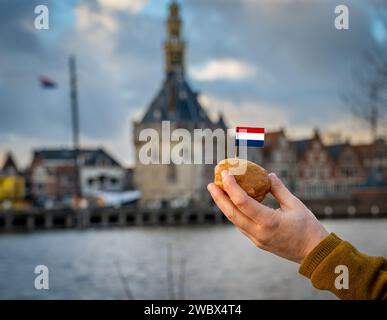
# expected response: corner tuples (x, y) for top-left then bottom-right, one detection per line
(0, 0), (381, 168)
(190, 59), (256, 81)
(76, 4), (117, 32)
(198, 94), (374, 145)
(97, 0), (149, 13)
(199, 95), (288, 129)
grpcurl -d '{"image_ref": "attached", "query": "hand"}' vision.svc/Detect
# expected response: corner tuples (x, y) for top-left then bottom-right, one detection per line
(207, 171), (329, 263)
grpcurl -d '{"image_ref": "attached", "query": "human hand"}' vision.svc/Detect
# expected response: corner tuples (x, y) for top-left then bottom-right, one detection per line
(207, 171), (329, 263)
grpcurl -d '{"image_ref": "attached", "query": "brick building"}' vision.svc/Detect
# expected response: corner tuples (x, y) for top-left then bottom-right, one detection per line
(29, 148), (126, 204)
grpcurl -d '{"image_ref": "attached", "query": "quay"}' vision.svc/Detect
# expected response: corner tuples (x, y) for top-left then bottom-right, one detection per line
(0, 199), (386, 233)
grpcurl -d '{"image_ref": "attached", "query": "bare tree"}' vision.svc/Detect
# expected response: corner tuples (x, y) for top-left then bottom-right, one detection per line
(343, 2), (387, 142)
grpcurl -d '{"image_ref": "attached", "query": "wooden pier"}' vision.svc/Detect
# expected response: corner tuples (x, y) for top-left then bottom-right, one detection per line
(0, 199), (386, 232)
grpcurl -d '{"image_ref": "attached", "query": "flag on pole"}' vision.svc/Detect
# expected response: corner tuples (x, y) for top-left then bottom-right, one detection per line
(235, 126), (265, 147)
(39, 76), (57, 88)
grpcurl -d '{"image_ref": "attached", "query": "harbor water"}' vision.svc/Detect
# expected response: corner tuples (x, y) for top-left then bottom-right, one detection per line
(0, 219), (386, 299)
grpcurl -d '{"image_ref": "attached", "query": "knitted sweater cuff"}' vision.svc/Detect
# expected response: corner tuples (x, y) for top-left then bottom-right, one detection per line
(299, 233), (343, 278)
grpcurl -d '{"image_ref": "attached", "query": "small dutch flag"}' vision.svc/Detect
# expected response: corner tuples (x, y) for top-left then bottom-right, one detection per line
(235, 126), (265, 148)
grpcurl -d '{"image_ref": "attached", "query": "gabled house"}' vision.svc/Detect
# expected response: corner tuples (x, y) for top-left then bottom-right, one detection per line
(327, 142), (366, 197)
(262, 129), (296, 192)
(291, 130), (334, 199)
(0, 152), (25, 204)
(29, 148), (125, 202)
(352, 139), (387, 197)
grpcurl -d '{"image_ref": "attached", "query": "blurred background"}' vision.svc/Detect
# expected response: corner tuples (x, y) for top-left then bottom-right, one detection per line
(0, 0), (386, 299)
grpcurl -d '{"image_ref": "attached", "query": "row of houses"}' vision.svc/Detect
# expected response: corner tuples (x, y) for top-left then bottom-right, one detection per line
(1, 129), (387, 209)
(254, 129), (387, 200)
(0, 148), (133, 209)
(130, 2), (387, 207)
(2, 2), (386, 209)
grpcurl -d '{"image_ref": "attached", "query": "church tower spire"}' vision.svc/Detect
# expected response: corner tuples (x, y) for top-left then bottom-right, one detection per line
(164, 1), (185, 76)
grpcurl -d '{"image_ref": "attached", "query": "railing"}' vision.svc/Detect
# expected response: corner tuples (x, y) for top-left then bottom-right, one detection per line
(0, 199), (386, 232)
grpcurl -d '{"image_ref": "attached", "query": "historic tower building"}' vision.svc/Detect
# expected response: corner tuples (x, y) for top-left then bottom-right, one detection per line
(133, 2), (227, 207)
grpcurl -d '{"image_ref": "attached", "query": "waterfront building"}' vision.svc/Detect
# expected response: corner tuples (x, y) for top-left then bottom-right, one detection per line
(29, 148), (126, 204)
(291, 130), (335, 199)
(0, 152), (25, 206)
(133, 2), (227, 207)
(262, 129), (296, 192)
(327, 142), (366, 197)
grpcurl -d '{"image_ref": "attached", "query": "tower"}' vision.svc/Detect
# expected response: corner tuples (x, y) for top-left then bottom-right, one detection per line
(164, 1), (185, 76)
(133, 2), (227, 207)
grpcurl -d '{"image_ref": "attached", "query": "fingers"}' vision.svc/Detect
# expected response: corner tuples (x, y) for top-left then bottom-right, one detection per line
(207, 183), (256, 235)
(221, 171), (273, 224)
(268, 173), (299, 209)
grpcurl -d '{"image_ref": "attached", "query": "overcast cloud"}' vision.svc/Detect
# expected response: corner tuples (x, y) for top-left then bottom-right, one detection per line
(0, 0), (386, 168)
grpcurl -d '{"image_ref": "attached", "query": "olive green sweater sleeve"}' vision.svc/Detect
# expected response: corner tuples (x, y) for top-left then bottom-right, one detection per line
(299, 233), (387, 300)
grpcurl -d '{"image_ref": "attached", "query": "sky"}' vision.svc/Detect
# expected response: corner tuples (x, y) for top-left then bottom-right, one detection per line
(0, 0), (387, 168)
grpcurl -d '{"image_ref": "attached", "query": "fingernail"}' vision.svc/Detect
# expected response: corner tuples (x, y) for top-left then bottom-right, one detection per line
(269, 172), (278, 181)
(207, 183), (213, 192)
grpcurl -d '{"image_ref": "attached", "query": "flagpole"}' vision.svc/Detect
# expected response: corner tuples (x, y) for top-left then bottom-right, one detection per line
(69, 55), (81, 199)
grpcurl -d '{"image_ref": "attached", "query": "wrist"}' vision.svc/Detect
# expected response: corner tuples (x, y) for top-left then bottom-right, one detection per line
(302, 228), (330, 263)
(299, 233), (343, 278)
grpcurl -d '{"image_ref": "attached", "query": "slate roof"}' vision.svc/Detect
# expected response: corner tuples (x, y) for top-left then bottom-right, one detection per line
(327, 144), (346, 163)
(261, 130), (285, 160)
(140, 73), (215, 126)
(291, 139), (312, 159)
(217, 113), (227, 128)
(1, 152), (19, 174)
(32, 148), (121, 167)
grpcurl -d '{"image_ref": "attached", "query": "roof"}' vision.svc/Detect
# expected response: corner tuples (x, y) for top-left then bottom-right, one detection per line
(291, 139), (312, 159)
(217, 113), (227, 128)
(262, 130), (285, 159)
(327, 144), (347, 163)
(291, 130), (322, 159)
(1, 152), (19, 174)
(265, 130), (285, 147)
(32, 148), (121, 167)
(140, 73), (216, 126)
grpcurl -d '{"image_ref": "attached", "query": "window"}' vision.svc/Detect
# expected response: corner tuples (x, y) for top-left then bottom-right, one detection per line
(341, 167), (354, 177)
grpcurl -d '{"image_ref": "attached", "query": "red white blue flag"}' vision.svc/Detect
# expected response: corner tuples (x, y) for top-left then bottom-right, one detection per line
(235, 127), (265, 148)
(39, 76), (57, 89)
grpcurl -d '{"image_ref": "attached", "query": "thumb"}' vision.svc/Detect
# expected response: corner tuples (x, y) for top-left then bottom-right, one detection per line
(268, 173), (299, 208)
